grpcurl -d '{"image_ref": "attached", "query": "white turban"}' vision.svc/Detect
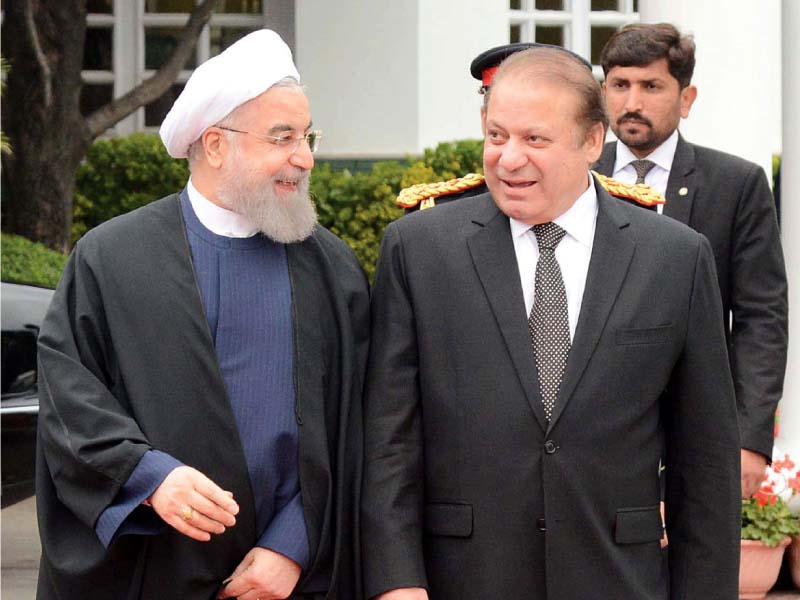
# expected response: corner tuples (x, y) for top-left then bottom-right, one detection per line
(159, 29), (300, 158)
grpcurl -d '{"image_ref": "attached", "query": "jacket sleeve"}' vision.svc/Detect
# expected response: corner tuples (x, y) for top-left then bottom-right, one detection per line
(95, 450), (181, 547)
(728, 164), (788, 458)
(37, 241), (154, 532)
(361, 223), (428, 598)
(664, 235), (741, 599)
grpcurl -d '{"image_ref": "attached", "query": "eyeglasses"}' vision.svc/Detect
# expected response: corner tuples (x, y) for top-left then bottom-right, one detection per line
(216, 126), (322, 154)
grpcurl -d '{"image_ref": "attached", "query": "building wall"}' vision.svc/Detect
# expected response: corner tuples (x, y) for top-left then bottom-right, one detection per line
(296, 0), (505, 158)
(639, 0), (781, 180)
(295, 1), (420, 159)
(417, 0), (507, 150)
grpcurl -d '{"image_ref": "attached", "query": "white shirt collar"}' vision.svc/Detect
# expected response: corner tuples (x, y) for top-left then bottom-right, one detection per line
(186, 178), (259, 238)
(509, 173), (597, 249)
(613, 129), (679, 175)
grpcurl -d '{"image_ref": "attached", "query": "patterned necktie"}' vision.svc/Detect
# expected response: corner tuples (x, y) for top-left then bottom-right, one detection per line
(528, 222), (570, 421)
(630, 159), (656, 184)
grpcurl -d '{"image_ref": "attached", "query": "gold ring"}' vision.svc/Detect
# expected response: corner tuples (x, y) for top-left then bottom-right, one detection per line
(180, 505), (194, 521)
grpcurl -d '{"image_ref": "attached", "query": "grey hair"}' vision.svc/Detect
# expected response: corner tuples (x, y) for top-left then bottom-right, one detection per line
(187, 76), (304, 168)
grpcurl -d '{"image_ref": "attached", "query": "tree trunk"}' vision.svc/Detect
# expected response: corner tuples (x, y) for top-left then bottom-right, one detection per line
(1, 0), (218, 252)
(1, 1), (90, 253)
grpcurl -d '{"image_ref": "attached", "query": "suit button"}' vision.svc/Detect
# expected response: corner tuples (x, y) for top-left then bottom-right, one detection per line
(544, 440), (557, 454)
(536, 517), (546, 531)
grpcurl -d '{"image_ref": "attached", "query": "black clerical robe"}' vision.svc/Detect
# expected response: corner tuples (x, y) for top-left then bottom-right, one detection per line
(35, 195), (369, 599)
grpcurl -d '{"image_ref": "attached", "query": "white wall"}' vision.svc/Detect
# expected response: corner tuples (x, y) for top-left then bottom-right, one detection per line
(295, 1), (420, 158)
(296, 0), (507, 158)
(298, 1), (782, 167)
(639, 0), (781, 181)
(417, 0), (507, 150)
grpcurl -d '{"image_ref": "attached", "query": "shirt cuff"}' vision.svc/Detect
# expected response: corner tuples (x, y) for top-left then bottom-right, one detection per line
(95, 450), (183, 548)
(257, 491), (309, 569)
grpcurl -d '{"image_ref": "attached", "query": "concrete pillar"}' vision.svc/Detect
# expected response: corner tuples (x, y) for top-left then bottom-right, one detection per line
(112, 0), (140, 136)
(777, 0), (800, 457)
(638, 0), (781, 181)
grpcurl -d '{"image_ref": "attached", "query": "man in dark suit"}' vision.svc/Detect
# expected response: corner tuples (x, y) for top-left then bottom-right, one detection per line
(398, 43), (664, 215)
(362, 46), (740, 600)
(593, 23), (788, 498)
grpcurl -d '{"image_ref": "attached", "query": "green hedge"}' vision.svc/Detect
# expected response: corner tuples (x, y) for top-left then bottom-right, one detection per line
(71, 134), (484, 279)
(1, 233), (68, 288)
(73, 133), (191, 242)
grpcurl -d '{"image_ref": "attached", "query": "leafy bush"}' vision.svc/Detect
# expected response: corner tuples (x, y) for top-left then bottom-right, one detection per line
(418, 139), (484, 180)
(1, 233), (67, 288)
(73, 133), (190, 242)
(72, 134), (484, 277)
(310, 162), (405, 279)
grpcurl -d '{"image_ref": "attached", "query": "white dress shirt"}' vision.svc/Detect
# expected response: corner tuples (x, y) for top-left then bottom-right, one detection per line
(186, 178), (259, 238)
(510, 174), (598, 342)
(611, 129), (679, 215)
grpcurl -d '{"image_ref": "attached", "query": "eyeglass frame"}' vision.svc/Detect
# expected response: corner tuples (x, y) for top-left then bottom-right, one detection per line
(215, 126), (322, 154)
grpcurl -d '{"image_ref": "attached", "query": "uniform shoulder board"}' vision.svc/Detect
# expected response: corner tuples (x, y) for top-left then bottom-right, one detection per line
(592, 171), (665, 208)
(396, 173), (486, 210)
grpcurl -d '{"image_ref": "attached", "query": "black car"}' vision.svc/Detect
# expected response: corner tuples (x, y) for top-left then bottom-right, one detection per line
(2, 281), (54, 507)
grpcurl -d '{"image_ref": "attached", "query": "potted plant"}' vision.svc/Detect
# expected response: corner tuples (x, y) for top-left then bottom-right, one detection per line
(740, 453), (800, 599)
(768, 452), (800, 589)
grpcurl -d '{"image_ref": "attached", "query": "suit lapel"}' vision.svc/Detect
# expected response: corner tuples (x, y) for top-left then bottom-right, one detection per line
(593, 142), (617, 176)
(547, 184), (635, 432)
(664, 134), (697, 224)
(466, 197), (548, 431)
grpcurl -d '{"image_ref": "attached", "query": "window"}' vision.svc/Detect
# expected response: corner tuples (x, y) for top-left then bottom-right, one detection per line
(139, 0), (267, 129)
(82, 6), (115, 119)
(508, 0), (638, 76)
(77, 0), (281, 135)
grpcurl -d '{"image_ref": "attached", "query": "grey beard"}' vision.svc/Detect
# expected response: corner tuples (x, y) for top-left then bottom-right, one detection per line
(217, 167), (317, 244)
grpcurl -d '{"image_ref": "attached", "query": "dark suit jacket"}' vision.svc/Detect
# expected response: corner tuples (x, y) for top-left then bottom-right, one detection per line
(362, 180), (741, 600)
(594, 137), (788, 459)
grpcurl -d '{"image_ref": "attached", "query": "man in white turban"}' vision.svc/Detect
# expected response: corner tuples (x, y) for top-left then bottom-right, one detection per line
(36, 30), (367, 600)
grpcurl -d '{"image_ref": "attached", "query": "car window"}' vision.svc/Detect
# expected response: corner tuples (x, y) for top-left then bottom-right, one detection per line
(1, 329), (39, 397)
(1, 283), (54, 400)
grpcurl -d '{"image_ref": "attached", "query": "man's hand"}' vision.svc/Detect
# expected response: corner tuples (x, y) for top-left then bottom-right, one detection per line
(375, 588), (429, 600)
(741, 448), (768, 498)
(217, 547), (302, 600)
(150, 466), (239, 542)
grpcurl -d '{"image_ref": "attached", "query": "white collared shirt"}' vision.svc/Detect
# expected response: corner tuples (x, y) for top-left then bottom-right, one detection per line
(186, 178), (259, 238)
(510, 174), (598, 342)
(611, 129), (679, 215)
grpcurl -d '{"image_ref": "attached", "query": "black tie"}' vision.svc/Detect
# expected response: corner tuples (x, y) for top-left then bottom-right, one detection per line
(528, 222), (570, 422)
(630, 159), (656, 184)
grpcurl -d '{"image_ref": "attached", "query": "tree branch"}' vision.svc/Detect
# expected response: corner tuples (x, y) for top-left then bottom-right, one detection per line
(85, 0), (219, 138)
(23, 0), (52, 108)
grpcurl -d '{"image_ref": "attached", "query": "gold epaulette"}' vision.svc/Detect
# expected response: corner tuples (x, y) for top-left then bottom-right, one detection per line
(592, 171), (665, 207)
(396, 173), (485, 210)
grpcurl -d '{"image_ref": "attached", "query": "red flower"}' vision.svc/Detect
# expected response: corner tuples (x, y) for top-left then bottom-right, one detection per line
(755, 482), (778, 507)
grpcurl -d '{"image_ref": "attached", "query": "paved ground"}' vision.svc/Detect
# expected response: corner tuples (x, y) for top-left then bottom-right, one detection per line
(1, 495), (799, 598)
(2, 496), (39, 600)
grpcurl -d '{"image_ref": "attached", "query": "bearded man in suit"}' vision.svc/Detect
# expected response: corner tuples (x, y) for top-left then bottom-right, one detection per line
(362, 46), (740, 600)
(593, 23), (788, 498)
